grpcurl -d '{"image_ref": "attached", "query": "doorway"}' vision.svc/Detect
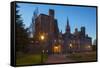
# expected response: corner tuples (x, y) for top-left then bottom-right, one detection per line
(53, 45), (61, 54)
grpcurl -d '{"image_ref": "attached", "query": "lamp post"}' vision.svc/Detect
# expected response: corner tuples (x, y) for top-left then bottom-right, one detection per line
(69, 43), (72, 48)
(46, 50), (48, 58)
(40, 35), (45, 63)
(69, 43), (72, 53)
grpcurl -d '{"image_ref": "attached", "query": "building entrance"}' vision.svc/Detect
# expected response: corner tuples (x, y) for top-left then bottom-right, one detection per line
(53, 45), (61, 54)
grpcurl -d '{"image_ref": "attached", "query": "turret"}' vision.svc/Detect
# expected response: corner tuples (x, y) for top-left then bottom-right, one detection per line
(74, 28), (78, 36)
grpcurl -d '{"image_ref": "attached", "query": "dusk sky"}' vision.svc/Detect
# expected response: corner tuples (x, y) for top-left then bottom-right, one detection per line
(17, 3), (97, 43)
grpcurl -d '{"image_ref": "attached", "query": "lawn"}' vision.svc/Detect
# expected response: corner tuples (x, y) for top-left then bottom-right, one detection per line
(67, 51), (97, 62)
(16, 53), (48, 66)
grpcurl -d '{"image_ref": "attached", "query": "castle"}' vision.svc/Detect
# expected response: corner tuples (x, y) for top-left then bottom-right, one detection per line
(33, 9), (92, 54)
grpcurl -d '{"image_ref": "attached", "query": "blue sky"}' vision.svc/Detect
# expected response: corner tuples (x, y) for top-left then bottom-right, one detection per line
(17, 3), (97, 43)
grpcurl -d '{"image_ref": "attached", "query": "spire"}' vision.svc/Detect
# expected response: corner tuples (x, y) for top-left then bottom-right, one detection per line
(33, 7), (39, 20)
(66, 17), (70, 33)
(67, 17), (69, 26)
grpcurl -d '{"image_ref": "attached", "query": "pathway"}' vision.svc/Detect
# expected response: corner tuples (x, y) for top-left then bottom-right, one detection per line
(44, 54), (75, 64)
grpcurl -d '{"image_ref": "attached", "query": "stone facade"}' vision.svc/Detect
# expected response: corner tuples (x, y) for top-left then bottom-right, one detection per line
(33, 9), (92, 54)
(34, 9), (59, 54)
(62, 20), (92, 53)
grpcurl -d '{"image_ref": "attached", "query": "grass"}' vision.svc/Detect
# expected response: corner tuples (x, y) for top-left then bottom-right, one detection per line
(16, 53), (48, 66)
(67, 51), (97, 62)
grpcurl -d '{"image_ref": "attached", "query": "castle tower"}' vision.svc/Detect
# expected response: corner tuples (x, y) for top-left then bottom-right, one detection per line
(49, 9), (54, 18)
(66, 17), (71, 34)
(80, 26), (85, 37)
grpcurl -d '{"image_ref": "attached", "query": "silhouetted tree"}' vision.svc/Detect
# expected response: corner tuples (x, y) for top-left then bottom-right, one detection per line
(15, 4), (30, 52)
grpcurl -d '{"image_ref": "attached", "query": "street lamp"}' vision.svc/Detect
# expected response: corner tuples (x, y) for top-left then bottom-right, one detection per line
(40, 35), (45, 63)
(46, 50), (48, 56)
(69, 43), (72, 48)
(40, 35), (45, 40)
(69, 43), (73, 53)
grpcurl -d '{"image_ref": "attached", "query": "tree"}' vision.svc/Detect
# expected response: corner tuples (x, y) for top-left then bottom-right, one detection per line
(15, 4), (30, 52)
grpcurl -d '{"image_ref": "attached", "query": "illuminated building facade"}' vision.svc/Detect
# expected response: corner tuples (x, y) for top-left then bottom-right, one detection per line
(33, 9), (92, 54)
(62, 20), (92, 53)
